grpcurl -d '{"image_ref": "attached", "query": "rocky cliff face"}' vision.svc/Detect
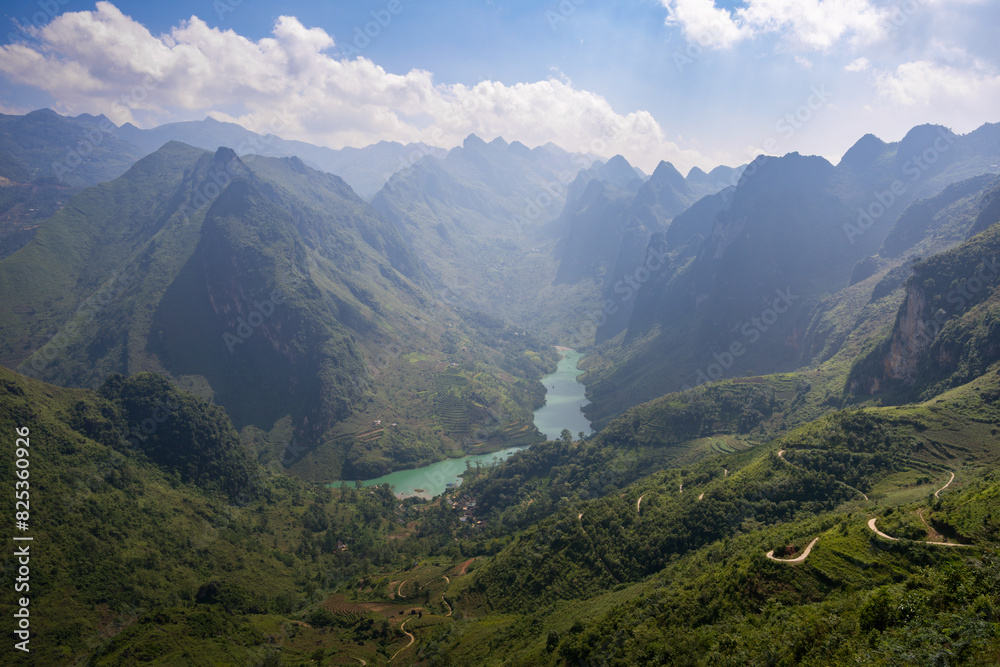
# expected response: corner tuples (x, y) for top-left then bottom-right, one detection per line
(848, 218), (1000, 400)
(881, 283), (933, 386)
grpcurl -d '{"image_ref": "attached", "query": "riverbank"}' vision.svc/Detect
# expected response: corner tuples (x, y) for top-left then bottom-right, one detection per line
(339, 349), (592, 498)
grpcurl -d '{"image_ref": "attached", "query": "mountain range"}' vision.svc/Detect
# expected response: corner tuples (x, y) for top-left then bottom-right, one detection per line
(2, 109), (1000, 664)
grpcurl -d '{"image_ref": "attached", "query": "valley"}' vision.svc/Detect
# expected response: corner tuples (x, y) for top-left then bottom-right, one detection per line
(2, 108), (1000, 666)
(353, 347), (592, 498)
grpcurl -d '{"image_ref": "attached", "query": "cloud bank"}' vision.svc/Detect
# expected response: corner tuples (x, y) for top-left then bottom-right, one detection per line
(0, 2), (716, 172)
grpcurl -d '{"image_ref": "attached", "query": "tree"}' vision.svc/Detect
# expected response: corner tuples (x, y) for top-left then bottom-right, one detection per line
(560, 429), (573, 445)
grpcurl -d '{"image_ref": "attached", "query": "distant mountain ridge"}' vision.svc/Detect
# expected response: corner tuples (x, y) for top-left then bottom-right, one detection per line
(583, 122), (1000, 426)
(116, 116), (448, 198)
(0, 140), (553, 479)
(0, 109), (146, 257)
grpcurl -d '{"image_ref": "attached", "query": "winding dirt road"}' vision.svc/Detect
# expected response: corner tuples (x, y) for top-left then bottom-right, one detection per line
(391, 618), (415, 662)
(766, 537), (819, 564)
(935, 471), (955, 498)
(867, 517), (897, 541)
(636, 494), (644, 516)
(867, 516), (970, 547)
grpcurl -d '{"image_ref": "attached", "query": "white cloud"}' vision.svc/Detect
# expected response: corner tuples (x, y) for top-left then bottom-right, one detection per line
(662, 0), (746, 49)
(874, 60), (1000, 107)
(846, 57), (870, 72)
(0, 2), (721, 173)
(738, 0), (887, 50)
(661, 0), (889, 51)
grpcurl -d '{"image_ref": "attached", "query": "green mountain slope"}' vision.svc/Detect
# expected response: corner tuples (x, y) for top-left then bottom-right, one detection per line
(848, 218), (1000, 402)
(438, 361), (1000, 665)
(0, 365), (432, 665)
(117, 115), (447, 199)
(0, 109), (146, 257)
(0, 142), (553, 480)
(583, 124), (1000, 427)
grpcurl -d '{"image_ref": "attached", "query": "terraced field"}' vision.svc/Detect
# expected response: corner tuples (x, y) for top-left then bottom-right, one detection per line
(435, 393), (471, 433)
(434, 370), (472, 434)
(708, 434), (753, 454)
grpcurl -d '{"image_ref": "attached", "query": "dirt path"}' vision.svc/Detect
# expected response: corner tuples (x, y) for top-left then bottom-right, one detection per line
(390, 618), (415, 662)
(868, 517), (898, 541)
(396, 580), (408, 599)
(867, 517), (970, 547)
(724, 468), (728, 477)
(765, 537), (819, 564)
(698, 492), (704, 501)
(916, 508), (945, 541)
(442, 597), (452, 617)
(935, 471), (955, 498)
(442, 575), (450, 584)
(636, 494), (644, 517)
(679, 483), (683, 494)
(455, 558), (475, 576)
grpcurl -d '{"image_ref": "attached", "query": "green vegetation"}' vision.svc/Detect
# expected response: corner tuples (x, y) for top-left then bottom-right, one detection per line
(0, 142), (558, 482)
(4, 117), (1000, 665)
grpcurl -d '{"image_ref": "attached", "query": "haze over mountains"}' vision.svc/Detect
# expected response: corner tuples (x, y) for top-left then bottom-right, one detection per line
(3, 106), (1000, 664)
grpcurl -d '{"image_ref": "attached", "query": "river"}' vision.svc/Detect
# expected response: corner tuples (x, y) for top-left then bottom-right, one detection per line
(347, 348), (592, 498)
(532, 348), (593, 441)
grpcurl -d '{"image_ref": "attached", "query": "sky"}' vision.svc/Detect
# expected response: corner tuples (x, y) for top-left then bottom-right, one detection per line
(0, 0), (998, 174)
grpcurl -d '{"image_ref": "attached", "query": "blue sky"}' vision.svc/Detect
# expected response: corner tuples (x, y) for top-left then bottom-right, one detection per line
(1, 0), (998, 173)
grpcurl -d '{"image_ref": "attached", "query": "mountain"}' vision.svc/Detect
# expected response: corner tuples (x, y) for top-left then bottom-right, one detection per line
(583, 124), (1000, 427)
(0, 364), (426, 664)
(559, 153), (646, 207)
(0, 141), (554, 480)
(965, 177), (1000, 239)
(370, 134), (605, 336)
(877, 173), (1000, 259)
(0, 109), (143, 187)
(686, 163), (745, 198)
(548, 155), (741, 347)
(552, 157), (644, 285)
(4, 118), (1000, 665)
(592, 160), (742, 342)
(117, 116), (447, 198)
(847, 211), (1000, 402)
(0, 109), (146, 257)
(1, 109), (450, 256)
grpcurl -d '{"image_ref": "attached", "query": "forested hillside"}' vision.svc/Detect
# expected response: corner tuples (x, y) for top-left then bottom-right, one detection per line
(2, 109), (1000, 666)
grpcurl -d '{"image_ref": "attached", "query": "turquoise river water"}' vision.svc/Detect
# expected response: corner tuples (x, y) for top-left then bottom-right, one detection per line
(348, 349), (592, 498)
